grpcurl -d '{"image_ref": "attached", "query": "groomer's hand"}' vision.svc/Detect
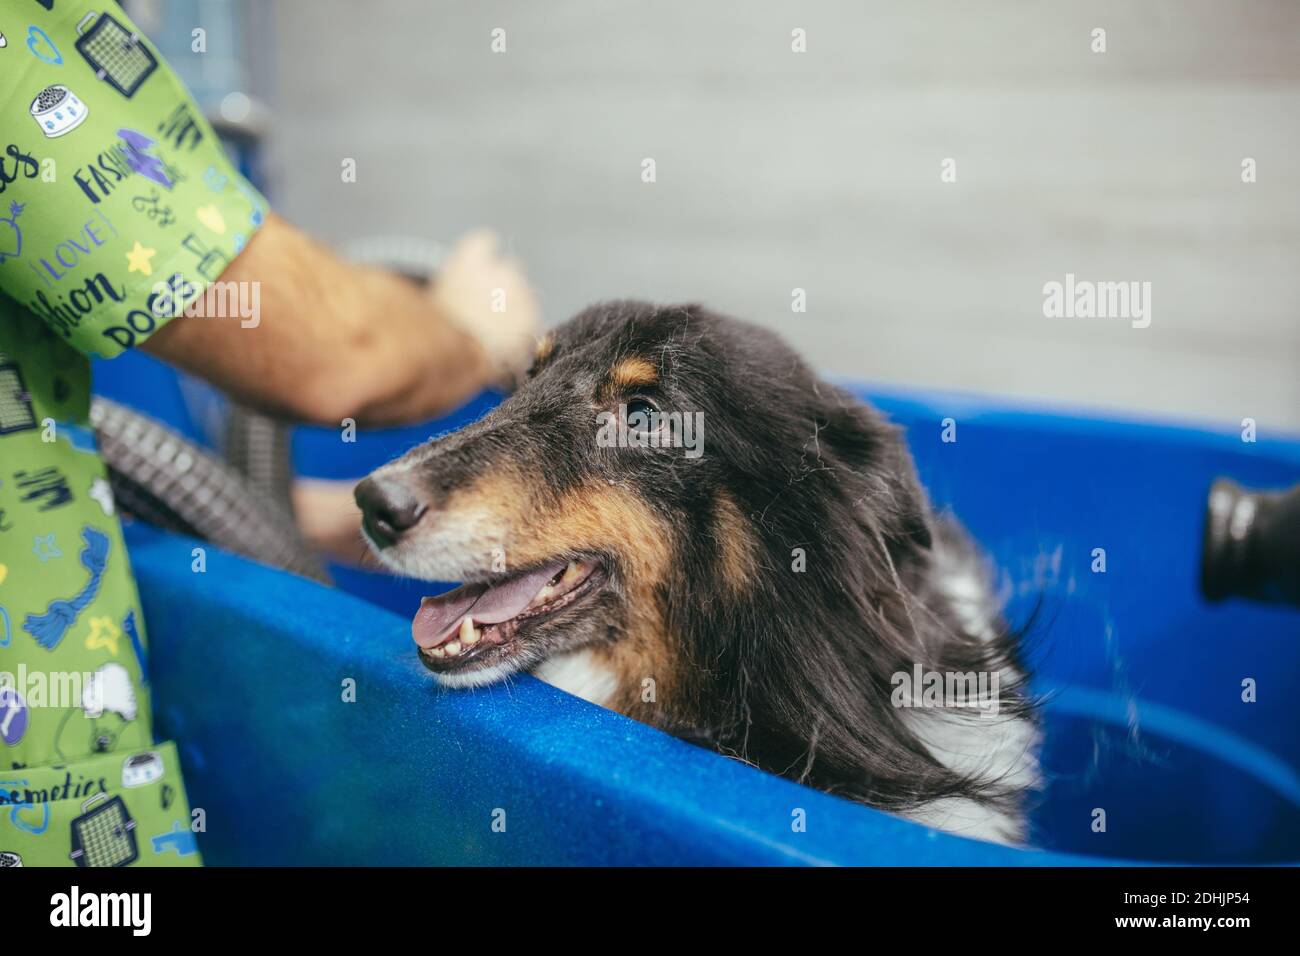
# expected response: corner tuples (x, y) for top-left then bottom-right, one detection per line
(431, 230), (541, 386)
(144, 214), (540, 427)
(292, 230), (542, 563)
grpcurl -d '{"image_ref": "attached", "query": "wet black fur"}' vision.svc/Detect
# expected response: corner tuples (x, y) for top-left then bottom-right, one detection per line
(418, 300), (1038, 822)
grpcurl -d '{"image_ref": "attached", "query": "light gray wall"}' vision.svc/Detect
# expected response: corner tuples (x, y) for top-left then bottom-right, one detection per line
(264, 0), (1300, 431)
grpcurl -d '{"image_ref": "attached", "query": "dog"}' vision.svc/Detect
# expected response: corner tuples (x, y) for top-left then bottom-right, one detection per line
(356, 301), (1040, 844)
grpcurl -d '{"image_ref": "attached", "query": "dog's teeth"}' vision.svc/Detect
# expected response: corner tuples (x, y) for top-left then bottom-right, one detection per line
(444, 641), (462, 656)
(429, 646), (446, 658)
(563, 560), (582, 581)
(457, 616), (478, 647)
(459, 616), (480, 646)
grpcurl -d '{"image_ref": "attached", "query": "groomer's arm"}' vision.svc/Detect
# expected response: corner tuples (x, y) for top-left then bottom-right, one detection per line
(143, 215), (537, 427)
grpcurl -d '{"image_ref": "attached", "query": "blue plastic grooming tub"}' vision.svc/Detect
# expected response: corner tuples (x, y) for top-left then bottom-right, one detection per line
(97, 359), (1299, 865)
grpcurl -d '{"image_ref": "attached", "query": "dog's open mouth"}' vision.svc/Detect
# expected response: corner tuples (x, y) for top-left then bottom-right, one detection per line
(411, 557), (605, 671)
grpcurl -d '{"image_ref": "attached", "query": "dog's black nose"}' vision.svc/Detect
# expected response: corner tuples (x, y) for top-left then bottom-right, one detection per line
(355, 476), (427, 548)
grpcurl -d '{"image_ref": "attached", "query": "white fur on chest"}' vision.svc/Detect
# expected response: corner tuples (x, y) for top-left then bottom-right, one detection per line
(896, 549), (1042, 845)
(901, 706), (1041, 844)
(533, 649), (620, 707)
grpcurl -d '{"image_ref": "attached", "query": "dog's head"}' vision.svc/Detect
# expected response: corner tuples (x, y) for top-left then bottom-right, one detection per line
(357, 301), (933, 721)
(359, 300), (1035, 828)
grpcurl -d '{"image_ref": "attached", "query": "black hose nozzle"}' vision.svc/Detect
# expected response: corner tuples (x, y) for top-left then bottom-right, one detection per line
(1201, 478), (1300, 608)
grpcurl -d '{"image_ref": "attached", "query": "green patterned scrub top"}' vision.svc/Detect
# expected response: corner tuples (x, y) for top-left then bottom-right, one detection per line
(1, 0), (267, 868)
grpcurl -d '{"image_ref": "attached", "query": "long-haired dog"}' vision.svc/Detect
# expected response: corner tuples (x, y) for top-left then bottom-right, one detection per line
(356, 301), (1040, 844)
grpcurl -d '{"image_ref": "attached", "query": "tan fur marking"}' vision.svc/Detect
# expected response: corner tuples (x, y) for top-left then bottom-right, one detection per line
(442, 469), (531, 525)
(713, 491), (760, 596)
(440, 472), (679, 722)
(603, 357), (658, 401)
(534, 333), (554, 364)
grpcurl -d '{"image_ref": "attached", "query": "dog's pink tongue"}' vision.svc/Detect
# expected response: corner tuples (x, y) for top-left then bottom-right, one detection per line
(411, 560), (568, 649)
(411, 584), (485, 649)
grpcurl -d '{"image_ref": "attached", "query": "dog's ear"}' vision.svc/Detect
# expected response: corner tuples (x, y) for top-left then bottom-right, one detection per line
(817, 385), (933, 555)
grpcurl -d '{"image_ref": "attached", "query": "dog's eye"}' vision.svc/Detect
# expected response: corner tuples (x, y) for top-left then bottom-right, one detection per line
(624, 397), (660, 435)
